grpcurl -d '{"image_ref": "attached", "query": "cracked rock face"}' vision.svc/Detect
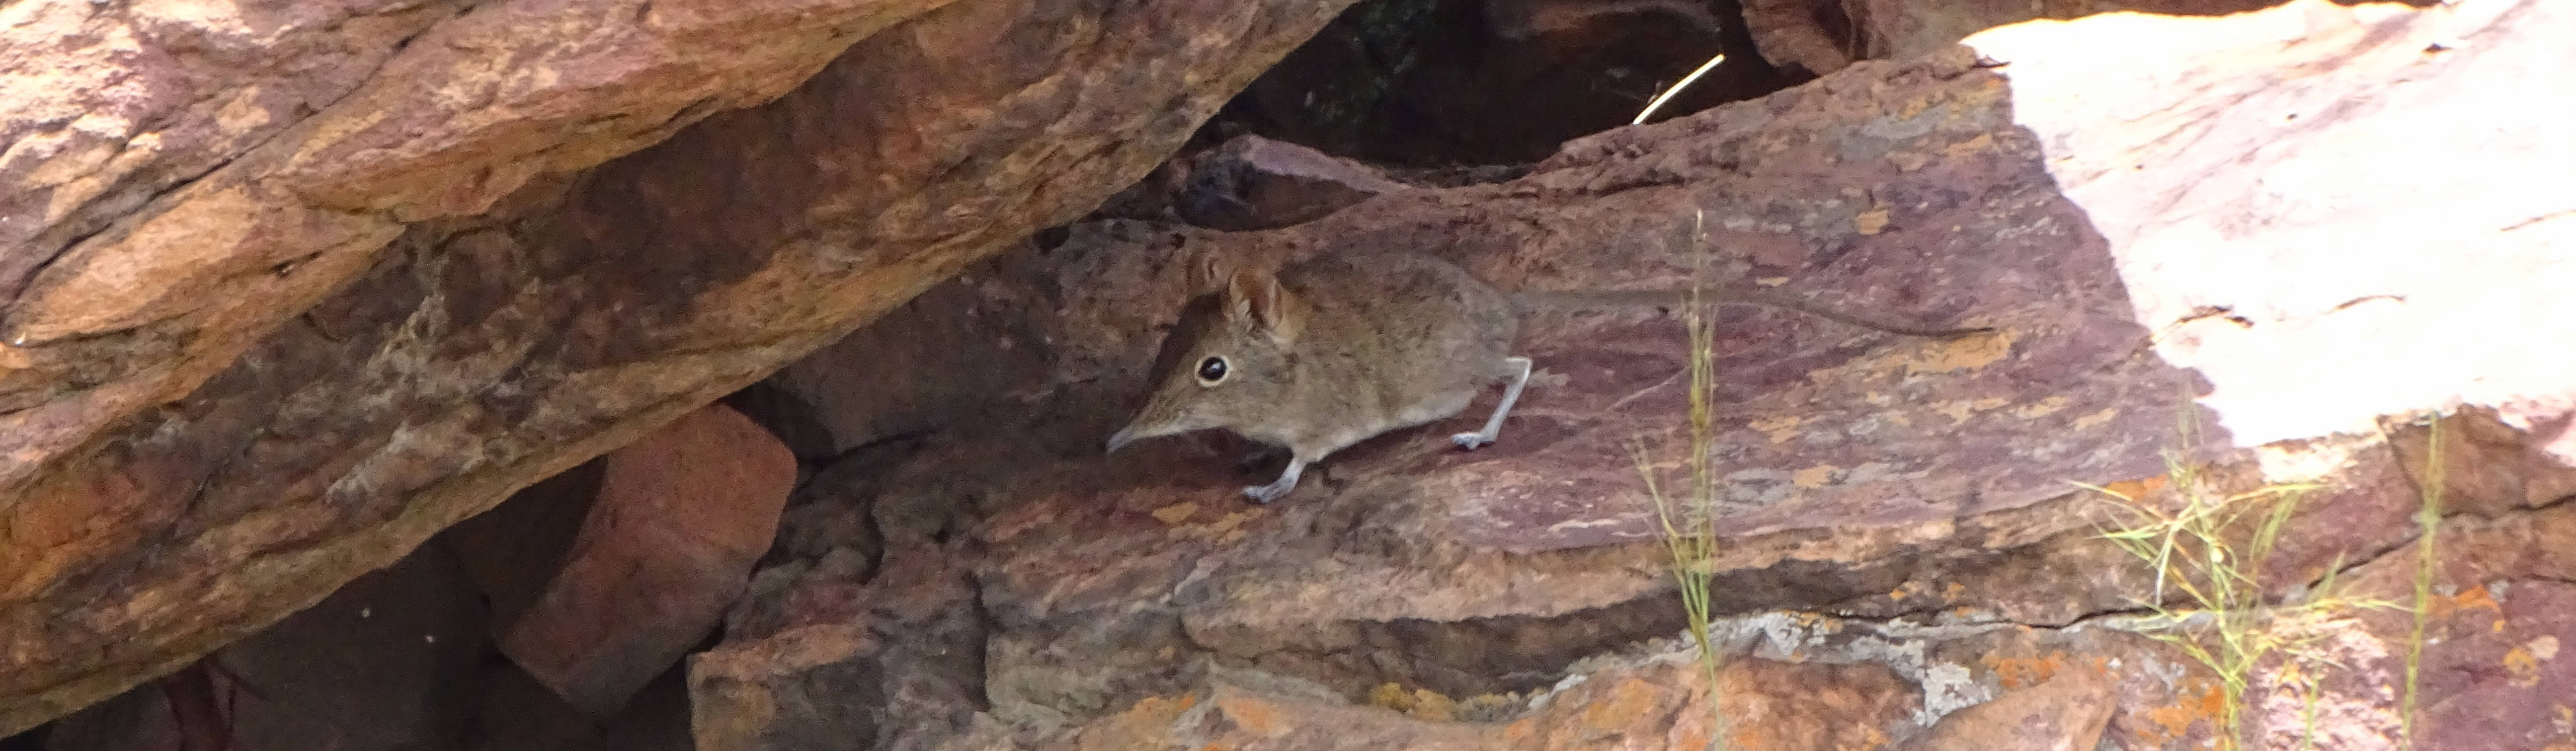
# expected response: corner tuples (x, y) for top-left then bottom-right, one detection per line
(0, 0), (1356, 734)
(10, 0), (2576, 749)
(697, 1), (2576, 749)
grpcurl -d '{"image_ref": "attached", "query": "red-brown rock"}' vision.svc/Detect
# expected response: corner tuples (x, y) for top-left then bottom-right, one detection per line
(697, 1), (2576, 750)
(11, 0), (2573, 748)
(499, 404), (796, 717)
(766, 263), (1059, 458)
(1967, 0), (2576, 455)
(1171, 135), (1412, 231)
(0, 0), (1357, 734)
(1741, 0), (2436, 79)
(1231, 0), (1787, 166)
(703, 37), (2174, 751)
(690, 541), (988, 751)
(1906, 667), (2115, 751)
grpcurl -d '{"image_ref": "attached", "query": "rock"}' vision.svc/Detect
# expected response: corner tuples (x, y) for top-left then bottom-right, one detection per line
(1227, 0), (1791, 165)
(983, 620), (2165, 751)
(689, 624), (886, 751)
(720, 383), (844, 461)
(718, 36), (2172, 750)
(1172, 135), (1411, 231)
(14, 0), (2574, 748)
(1904, 667), (2115, 751)
(499, 405), (796, 717)
(1483, 0), (1720, 40)
(440, 460), (609, 635)
(0, 0), (453, 304)
(44, 542), (489, 751)
(690, 545), (988, 751)
(766, 259), (1058, 459)
(697, 1), (2576, 749)
(1742, 0), (2427, 78)
(2387, 406), (2576, 519)
(1737, 0), (1860, 78)
(0, 0), (1358, 732)
(1965, 0), (2576, 453)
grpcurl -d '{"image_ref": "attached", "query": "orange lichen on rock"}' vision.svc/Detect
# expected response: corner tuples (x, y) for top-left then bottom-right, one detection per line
(2096, 474), (2170, 501)
(2135, 681), (2225, 747)
(1150, 502), (1201, 525)
(1983, 651), (2068, 690)
(1366, 683), (1462, 721)
(1215, 691), (1292, 738)
(2450, 585), (2503, 616)
(1576, 676), (1668, 733)
(1058, 693), (1203, 751)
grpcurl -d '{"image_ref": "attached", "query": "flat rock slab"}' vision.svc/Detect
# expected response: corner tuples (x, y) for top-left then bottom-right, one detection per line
(705, 1), (2576, 749)
(1969, 0), (2576, 454)
(959, 45), (2201, 643)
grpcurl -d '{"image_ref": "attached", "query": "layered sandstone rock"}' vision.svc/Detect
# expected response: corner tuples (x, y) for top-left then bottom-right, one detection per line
(696, 1), (2576, 749)
(0, 0), (1356, 734)
(9, 0), (2571, 748)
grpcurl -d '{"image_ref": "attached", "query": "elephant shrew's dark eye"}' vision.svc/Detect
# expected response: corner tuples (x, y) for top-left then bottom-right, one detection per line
(1196, 356), (1229, 384)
